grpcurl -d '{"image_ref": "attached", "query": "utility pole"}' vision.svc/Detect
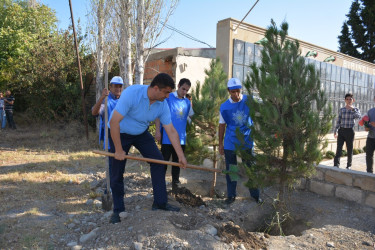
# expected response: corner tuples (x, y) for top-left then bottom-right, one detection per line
(69, 0), (89, 139)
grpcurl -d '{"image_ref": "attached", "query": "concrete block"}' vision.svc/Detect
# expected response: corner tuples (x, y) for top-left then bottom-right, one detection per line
(312, 168), (324, 181)
(325, 170), (353, 186)
(335, 186), (363, 203)
(353, 176), (375, 192)
(365, 193), (375, 208)
(295, 178), (307, 190)
(309, 180), (334, 197)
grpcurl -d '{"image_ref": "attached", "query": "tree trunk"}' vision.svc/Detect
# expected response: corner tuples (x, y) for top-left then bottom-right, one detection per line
(119, 0), (132, 87)
(135, 0), (144, 85)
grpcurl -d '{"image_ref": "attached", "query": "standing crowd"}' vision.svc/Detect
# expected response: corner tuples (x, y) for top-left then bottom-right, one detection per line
(0, 90), (16, 131)
(92, 73), (260, 224)
(92, 73), (374, 225)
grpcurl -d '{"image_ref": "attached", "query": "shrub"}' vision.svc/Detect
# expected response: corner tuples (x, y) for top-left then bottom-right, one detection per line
(342, 150), (347, 156)
(325, 151), (335, 159)
(353, 148), (360, 155)
(363, 146), (366, 152)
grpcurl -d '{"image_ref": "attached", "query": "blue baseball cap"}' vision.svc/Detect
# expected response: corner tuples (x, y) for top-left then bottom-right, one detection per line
(110, 76), (124, 85)
(227, 78), (242, 90)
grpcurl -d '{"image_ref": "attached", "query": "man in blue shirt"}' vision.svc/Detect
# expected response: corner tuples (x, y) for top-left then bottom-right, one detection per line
(218, 78), (261, 205)
(155, 78), (194, 189)
(92, 76), (124, 183)
(92, 76), (124, 149)
(333, 93), (361, 170)
(109, 73), (187, 224)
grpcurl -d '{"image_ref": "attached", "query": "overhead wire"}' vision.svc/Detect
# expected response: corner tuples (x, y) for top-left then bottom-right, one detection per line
(159, 21), (214, 48)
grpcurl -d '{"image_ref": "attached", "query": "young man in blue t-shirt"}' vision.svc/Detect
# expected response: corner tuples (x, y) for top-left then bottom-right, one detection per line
(155, 78), (194, 189)
(108, 73), (187, 224)
(218, 78), (261, 205)
(92, 76), (124, 186)
(92, 76), (124, 150)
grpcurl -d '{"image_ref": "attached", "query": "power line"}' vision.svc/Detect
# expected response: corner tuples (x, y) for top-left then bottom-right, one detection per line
(160, 21), (214, 48)
(232, 0), (260, 32)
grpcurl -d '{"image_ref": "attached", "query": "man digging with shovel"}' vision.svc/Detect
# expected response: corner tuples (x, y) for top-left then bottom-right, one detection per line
(92, 76), (124, 210)
(108, 73), (187, 224)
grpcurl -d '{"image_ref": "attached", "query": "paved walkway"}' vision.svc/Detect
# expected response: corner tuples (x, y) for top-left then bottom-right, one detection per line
(320, 153), (371, 173)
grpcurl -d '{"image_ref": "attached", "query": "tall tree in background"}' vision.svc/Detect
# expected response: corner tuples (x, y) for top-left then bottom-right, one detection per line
(117, 0), (132, 86)
(241, 20), (333, 230)
(133, 0), (178, 84)
(188, 59), (228, 197)
(87, 0), (115, 102)
(0, 0), (94, 121)
(338, 0), (375, 63)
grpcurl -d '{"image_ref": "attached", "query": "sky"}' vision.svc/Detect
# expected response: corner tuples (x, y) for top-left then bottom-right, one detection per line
(41, 0), (353, 52)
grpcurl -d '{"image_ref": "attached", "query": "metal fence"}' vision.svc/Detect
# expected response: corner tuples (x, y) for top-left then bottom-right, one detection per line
(232, 39), (375, 132)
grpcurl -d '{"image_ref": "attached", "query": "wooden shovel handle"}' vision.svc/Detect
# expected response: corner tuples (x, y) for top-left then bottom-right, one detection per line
(92, 150), (222, 173)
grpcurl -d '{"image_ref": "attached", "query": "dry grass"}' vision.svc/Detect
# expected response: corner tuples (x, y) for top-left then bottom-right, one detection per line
(0, 121), (109, 248)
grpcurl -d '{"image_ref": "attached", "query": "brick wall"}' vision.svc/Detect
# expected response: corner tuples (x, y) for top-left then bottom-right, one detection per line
(299, 165), (375, 208)
(144, 58), (175, 85)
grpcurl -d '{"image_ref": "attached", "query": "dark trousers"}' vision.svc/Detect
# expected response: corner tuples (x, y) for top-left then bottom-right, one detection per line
(109, 129), (167, 213)
(365, 137), (375, 173)
(224, 149), (259, 200)
(5, 110), (16, 129)
(334, 128), (354, 168)
(161, 144), (185, 183)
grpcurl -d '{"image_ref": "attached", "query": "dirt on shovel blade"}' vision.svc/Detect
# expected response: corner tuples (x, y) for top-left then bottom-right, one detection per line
(168, 186), (206, 207)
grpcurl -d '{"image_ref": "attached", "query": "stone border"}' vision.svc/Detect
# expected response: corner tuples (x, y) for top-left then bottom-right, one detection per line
(300, 165), (375, 208)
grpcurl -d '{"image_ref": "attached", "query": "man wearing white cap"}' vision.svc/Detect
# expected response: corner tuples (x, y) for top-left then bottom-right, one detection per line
(218, 78), (261, 205)
(92, 76), (124, 149)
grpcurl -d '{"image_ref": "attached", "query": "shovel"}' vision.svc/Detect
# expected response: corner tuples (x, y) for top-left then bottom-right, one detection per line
(92, 150), (240, 180)
(101, 63), (112, 211)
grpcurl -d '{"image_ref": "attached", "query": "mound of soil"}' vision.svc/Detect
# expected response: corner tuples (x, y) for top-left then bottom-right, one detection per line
(218, 222), (268, 249)
(169, 186), (206, 207)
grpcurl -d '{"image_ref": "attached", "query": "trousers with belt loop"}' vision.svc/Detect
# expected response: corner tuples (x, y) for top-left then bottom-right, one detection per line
(109, 129), (167, 213)
(334, 127), (355, 168)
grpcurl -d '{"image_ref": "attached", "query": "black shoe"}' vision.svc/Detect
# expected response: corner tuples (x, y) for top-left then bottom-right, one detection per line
(109, 212), (120, 224)
(256, 198), (264, 204)
(346, 166), (351, 170)
(225, 197), (236, 204)
(172, 179), (180, 185)
(152, 203), (180, 212)
(334, 165), (339, 168)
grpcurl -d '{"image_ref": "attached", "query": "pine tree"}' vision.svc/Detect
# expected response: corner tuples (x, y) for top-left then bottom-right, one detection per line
(186, 58), (228, 197)
(240, 20), (334, 222)
(338, 0), (375, 63)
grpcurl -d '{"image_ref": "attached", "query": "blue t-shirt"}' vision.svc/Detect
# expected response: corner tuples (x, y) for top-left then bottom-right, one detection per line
(161, 93), (191, 145)
(98, 93), (119, 149)
(109, 85), (172, 135)
(220, 95), (253, 150)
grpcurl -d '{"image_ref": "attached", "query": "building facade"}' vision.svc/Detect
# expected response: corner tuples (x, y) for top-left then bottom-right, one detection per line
(216, 18), (375, 151)
(144, 47), (216, 90)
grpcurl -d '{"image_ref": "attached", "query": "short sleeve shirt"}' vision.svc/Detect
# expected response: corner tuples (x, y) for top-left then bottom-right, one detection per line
(109, 85), (172, 135)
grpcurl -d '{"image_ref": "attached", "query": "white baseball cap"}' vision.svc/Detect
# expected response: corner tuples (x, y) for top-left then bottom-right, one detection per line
(227, 78), (242, 90)
(110, 76), (124, 85)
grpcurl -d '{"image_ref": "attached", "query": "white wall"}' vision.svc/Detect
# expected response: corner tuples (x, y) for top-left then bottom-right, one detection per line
(175, 55), (213, 92)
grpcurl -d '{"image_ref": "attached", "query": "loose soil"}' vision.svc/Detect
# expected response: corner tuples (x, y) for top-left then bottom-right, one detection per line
(0, 122), (374, 249)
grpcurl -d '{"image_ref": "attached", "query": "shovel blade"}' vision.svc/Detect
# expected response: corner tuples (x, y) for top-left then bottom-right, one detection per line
(102, 193), (113, 211)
